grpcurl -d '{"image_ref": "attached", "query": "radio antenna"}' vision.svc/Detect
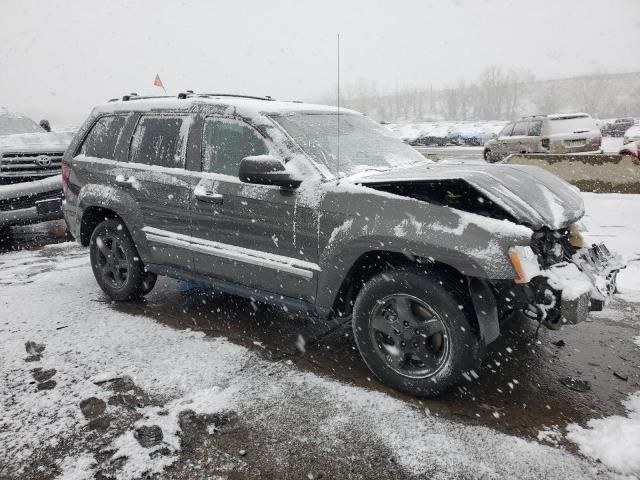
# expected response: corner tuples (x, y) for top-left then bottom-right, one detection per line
(336, 33), (341, 182)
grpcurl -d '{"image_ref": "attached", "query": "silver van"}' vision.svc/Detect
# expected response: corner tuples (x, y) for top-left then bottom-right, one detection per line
(483, 113), (602, 162)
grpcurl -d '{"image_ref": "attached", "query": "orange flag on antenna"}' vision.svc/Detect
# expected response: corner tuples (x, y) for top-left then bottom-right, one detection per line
(154, 74), (164, 88)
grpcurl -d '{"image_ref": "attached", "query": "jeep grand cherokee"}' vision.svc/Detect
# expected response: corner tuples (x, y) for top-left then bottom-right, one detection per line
(62, 93), (623, 397)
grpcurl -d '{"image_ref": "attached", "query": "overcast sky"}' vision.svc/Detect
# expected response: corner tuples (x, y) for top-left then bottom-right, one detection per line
(1, 0), (638, 126)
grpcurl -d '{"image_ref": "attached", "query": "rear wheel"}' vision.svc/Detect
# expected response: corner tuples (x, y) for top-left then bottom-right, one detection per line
(89, 219), (156, 301)
(484, 148), (495, 163)
(352, 270), (482, 397)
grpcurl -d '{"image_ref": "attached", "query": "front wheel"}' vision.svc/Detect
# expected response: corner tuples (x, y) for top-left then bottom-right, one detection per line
(89, 219), (157, 301)
(352, 270), (482, 397)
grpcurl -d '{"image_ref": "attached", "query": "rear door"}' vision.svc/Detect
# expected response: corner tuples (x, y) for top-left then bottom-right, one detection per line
(115, 113), (199, 271)
(526, 119), (544, 152)
(508, 120), (530, 154)
(189, 115), (319, 302)
(493, 122), (514, 158)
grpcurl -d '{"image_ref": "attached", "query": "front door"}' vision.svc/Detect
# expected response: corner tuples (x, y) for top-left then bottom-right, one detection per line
(190, 116), (319, 302)
(114, 113), (198, 271)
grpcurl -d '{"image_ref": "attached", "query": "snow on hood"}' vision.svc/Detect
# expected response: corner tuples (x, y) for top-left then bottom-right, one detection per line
(356, 163), (585, 230)
(0, 131), (74, 153)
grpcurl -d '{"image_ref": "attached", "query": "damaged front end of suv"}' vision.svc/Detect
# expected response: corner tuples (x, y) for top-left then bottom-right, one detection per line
(506, 226), (623, 330)
(359, 162), (625, 334)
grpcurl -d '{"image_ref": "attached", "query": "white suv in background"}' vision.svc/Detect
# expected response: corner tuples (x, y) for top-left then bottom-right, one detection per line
(483, 113), (602, 162)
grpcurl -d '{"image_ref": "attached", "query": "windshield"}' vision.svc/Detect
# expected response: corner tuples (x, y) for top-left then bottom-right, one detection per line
(0, 114), (43, 135)
(273, 113), (426, 177)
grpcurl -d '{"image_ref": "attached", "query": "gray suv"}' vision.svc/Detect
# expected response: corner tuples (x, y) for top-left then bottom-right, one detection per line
(484, 113), (602, 162)
(63, 93), (622, 397)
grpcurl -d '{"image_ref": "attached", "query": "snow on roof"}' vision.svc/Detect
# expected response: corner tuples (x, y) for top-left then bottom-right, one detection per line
(92, 95), (360, 118)
(547, 112), (590, 120)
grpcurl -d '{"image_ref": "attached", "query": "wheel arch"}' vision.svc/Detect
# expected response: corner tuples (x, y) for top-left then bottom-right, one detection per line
(325, 249), (500, 347)
(79, 206), (120, 246)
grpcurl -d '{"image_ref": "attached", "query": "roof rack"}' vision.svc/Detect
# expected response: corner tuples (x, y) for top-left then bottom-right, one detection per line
(175, 92), (275, 101)
(108, 93), (173, 103)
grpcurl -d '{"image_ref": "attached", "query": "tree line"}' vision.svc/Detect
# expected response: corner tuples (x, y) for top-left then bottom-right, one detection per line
(317, 67), (640, 122)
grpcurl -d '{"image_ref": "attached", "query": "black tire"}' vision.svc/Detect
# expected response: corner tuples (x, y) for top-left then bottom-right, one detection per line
(352, 269), (482, 397)
(89, 219), (157, 301)
(0, 225), (11, 242)
(484, 148), (495, 163)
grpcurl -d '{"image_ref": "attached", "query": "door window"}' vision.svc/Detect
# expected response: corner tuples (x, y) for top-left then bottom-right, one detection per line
(499, 123), (514, 137)
(130, 115), (188, 168)
(80, 115), (127, 159)
(512, 121), (529, 136)
(202, 117), (268, 176)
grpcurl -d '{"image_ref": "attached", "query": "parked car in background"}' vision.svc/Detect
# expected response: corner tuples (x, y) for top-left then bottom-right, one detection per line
(619, 141), (640, 160)
(483, 113), (602, 162)
(623, 123), (640, 145)
(0, 108), (73, 232)
(607, 117), (635, 137)
(63, 93), (622, 397)
(417, 123), (450, 146)
(454, 122), (505, 146)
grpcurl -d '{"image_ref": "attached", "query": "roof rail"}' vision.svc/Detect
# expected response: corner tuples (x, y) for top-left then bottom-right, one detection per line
(176, 92), (275, 101)
(112, 94), (172, 102)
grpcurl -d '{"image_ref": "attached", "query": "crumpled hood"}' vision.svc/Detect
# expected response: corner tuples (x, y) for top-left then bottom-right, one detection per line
(0, 131), (74, 153)
(356, 162), (585, 230)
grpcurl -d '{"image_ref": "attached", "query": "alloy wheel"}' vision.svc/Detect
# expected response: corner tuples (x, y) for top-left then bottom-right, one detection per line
(95, 234), (129, 289)
(369, 294), (450, 378)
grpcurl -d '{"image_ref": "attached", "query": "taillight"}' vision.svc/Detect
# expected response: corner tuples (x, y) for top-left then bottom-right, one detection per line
(62, 163), (71, 195)
(541, 138), (550, 149)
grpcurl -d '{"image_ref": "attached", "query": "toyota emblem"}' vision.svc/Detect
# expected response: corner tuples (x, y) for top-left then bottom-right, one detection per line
(36, 155), (51, 167)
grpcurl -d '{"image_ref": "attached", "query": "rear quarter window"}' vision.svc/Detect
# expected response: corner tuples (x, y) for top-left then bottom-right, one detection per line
(528, 120), (543, 136)
(80, 115), (127, 159)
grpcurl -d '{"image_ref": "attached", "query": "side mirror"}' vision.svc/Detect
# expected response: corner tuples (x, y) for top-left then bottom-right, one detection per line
(239, 155), (301, 189)
(39, 119), (51, 132)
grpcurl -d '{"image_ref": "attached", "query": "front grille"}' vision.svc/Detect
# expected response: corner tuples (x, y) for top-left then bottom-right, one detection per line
(0, 151), (64, 177)
(0, 189), (62, 212)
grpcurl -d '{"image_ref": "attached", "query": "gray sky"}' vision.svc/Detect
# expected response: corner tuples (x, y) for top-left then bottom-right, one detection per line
(1, 0), (639, 126)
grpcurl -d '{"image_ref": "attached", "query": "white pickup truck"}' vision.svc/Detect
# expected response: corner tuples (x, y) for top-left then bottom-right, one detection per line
(0, 109), (73, 232)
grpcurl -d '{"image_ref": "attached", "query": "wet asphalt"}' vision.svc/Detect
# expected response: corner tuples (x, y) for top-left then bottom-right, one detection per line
(2, 220), (639, 449)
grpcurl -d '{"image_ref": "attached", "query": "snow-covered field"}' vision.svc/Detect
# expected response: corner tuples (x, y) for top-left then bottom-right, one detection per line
(1, 193), (639, 479)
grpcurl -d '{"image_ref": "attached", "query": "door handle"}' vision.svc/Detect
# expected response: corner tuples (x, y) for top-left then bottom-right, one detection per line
(195, 191), (224, 204)
(115, 176), (136, 188)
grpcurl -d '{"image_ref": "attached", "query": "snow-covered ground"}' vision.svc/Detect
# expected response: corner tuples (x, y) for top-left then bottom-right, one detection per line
(582, 193), (640, 302)
(1, 193), (639, 479)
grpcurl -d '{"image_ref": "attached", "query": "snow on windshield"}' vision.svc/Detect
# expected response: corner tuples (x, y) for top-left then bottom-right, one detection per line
(0, 112), (43, 135)
(273, 113), (425, 177)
